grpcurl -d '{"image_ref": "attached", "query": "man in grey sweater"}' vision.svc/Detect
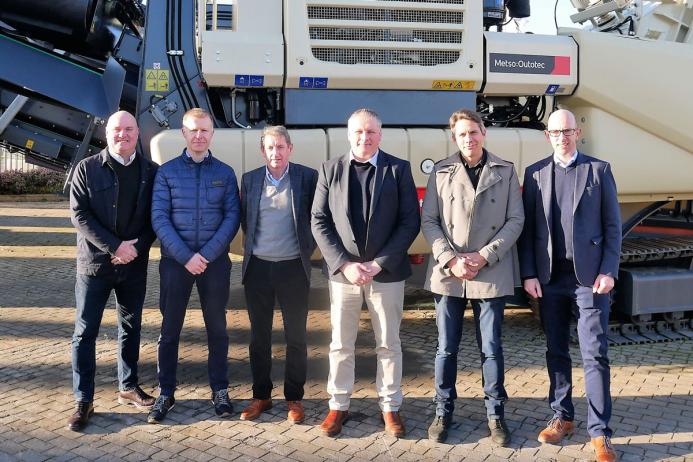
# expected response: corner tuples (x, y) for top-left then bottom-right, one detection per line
(239, 126), (318, 424)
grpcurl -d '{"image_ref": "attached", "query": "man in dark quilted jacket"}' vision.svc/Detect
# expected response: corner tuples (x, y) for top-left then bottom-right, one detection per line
(148, 108), (240, 423)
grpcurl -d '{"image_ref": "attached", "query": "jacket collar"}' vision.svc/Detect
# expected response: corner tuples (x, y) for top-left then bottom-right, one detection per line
(98, 148), (140, 167)
(181, 149), (213, 165)
(436, 148), (512, 170)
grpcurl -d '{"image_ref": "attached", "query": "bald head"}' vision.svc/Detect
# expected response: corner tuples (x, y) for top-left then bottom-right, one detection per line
(106, 111), (139, 159)
(547, 109), (577, 130)
(546, 109), (581, 160)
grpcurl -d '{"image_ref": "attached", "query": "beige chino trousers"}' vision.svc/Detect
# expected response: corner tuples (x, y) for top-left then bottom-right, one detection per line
(326, 279), (405, 412)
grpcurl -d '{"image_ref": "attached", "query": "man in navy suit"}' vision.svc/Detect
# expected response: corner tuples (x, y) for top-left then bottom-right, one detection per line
(239, 126), (318, 424)
(519, 109), (621, 462)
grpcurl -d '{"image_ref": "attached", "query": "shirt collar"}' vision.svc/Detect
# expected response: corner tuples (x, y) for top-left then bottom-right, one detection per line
(265, 164), (290, 187)
(184, 148), (210, 163)
(461, 149), (487, 169)
(553, 151), (578, 168)
(349, 149), (379, 167)
(108, 150), (137, 167)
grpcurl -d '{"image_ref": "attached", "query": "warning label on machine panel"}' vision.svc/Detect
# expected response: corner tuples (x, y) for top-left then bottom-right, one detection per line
(145, 69), (170, 92)
(489, 54), (570, 75)
(431, 80), (476, 90)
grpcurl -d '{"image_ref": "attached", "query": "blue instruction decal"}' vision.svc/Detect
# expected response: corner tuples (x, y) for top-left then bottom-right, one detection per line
(235, 75), (249, 86)
(249, 75), (265, 86)
(545, 84), (560, 95)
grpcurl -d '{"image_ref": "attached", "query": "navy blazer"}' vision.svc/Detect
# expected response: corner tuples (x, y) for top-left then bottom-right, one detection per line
(311, 151), (420, 283)
(518, 152), (621, 286)
(240, 163), (318, 282)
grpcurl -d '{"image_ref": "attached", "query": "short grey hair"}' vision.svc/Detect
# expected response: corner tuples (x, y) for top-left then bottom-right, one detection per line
(260, 125), (292, 149)
(348, 108), (382, 130)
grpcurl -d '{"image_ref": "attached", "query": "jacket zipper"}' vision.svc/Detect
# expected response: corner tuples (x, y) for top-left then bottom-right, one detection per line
(195, 162), (201, 251)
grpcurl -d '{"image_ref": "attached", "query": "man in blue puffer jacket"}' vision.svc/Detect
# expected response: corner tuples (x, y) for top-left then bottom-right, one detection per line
(148, 108), (241, 423)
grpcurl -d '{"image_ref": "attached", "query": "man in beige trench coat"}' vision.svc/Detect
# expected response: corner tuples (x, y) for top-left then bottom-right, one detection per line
(421, 109), (524, 445)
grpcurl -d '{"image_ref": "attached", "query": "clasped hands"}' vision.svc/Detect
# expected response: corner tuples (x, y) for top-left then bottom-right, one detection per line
(341, 261), (382, 286)
(448, 252), (487, 280)
(111, 239), (138, 265)
(523, 273), (615, 299)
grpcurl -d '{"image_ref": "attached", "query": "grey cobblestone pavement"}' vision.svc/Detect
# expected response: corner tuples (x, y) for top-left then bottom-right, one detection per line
(0, 202), (691, 461)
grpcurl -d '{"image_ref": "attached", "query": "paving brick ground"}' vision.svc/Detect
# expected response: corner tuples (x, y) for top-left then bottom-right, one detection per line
(0, 202), (691, 462)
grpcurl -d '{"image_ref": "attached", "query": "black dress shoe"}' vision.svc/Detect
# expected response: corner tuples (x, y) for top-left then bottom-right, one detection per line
(118, 385), (155, 409)
(488, 417), (511, 446)
(67, 401), (94, 431)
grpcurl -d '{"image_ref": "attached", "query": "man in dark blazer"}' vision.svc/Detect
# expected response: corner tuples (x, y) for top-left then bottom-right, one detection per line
(311, 108), (420, 438)
(239, 125), (318, 424)
(519, 109), (621, 462)
(68, 110), (158, 431)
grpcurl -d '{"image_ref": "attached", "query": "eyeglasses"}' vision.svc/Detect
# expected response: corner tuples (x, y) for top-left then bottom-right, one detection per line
(547, 128), (577, 137)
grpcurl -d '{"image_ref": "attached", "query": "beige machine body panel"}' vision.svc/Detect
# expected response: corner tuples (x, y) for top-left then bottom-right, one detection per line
(483, 32), (578, 96)
(199, 0), (284, 88)
(284, 0), (484, 90)
(150, 127), (550, 255)
(562, 30), (693, 202)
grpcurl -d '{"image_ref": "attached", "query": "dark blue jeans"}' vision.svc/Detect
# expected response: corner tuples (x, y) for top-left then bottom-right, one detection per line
(72, 267), (147, 401)
(434, 294), (507, 419)
(243, 257), (309, 401)
(540, 270), (612, 438)
(157, 255), (230, 396)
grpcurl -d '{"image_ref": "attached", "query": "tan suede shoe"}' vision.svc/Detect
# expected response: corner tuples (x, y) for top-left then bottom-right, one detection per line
(239, 398), (272, 421)
(538, 417), (575, 444)
(319, 410), (349, 436)
(287, 400), (304, 423)
(592, 436), (617, 462)
(382, 411), (406, 438)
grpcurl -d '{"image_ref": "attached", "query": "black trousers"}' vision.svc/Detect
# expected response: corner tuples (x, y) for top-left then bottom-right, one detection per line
(243, 256), (309, 401)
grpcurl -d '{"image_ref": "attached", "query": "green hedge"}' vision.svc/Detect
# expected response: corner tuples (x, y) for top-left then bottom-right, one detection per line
(0, 169), (65, 194)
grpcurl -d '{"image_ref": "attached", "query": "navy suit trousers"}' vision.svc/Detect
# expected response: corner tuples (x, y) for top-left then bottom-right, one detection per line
(539, 269), (612, 438)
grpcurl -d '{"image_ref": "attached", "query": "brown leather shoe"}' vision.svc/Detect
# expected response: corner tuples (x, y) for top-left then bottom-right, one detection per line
(117, 385), (155, 409)
(538, 417), (575, 444)
(382, 411), (406, 438)
(240, 398), (272, 421)
(592, 436), (617, 462)
(320, 410), (349, 436)
(287, 401), (305, 423)
(67, 401), (94, 431)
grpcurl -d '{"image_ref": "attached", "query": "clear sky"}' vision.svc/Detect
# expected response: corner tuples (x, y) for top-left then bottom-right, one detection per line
(515, 0), (579, 35)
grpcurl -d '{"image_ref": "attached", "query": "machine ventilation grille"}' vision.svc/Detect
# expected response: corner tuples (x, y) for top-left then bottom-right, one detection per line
(306, 7), (463, 24)
(309, 27), (463, 44)
(375, 0), (464, 3)
(311, 48), (460, 66)
(306, 2), (465, 67)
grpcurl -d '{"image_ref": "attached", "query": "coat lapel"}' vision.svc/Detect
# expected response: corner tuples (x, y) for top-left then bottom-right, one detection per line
(369, 152), (388, 219)
(248, 168), (264, 236)
(289, 163), (301, 234)
(539, 159), (553, 230)
(451, 154), (475, 195)
(573, 154), (589, 214)
(336, 155), (352, 227)
(475, 165), (501, 196)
